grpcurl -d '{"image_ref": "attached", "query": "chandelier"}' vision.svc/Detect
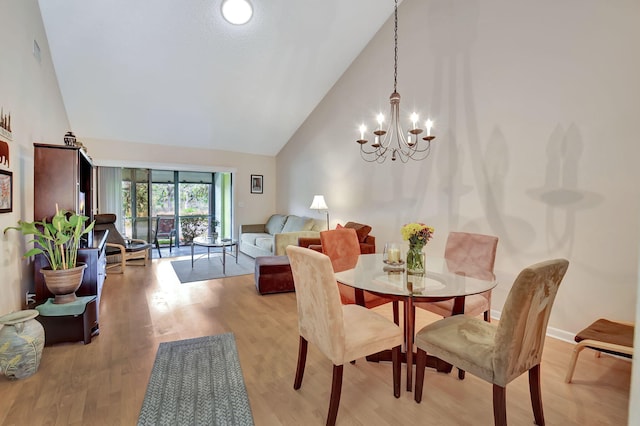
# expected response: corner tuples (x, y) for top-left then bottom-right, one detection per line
(356, 0), (435, 163)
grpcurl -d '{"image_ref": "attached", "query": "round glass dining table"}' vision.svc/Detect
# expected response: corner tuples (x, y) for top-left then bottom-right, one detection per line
(334, 253), (497, 391)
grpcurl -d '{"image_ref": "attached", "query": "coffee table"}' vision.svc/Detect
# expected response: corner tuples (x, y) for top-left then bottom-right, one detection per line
(191, 236), (238, 274)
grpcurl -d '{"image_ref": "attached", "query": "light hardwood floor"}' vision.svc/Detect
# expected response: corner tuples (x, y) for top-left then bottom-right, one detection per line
(0, 256), (631, 425)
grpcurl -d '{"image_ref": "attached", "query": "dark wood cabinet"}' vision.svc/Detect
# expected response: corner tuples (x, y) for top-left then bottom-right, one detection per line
(34, 143), (93, 222)
(33, 143), (106, 308)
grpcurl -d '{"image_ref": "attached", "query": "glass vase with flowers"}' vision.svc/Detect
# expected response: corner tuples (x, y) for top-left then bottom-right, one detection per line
(401, 222), (434, 274)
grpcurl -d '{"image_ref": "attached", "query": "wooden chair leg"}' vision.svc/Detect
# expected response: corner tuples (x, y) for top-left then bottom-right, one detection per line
(392, 301), (399, 325)
(484, 310), (491, 322)
(327, 365), (343, 426)
(565, 342), (586, 383)
(458, 369), (466, 380)
(492, 384), (507, 426)
(392, 345), (401, 398)
(529, 364), (545, 426)
(293, 336), (308, 390)
(414, 348), (427, 403)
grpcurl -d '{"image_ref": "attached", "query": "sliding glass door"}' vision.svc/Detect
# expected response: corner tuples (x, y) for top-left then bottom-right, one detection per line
(120, 168), (233, 248)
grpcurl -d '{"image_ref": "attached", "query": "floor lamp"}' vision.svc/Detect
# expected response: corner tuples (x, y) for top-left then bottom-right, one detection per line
(309, 195), (330, 230)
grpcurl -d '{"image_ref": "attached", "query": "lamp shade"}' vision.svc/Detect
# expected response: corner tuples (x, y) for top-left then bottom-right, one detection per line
(309, 195), (328, 210)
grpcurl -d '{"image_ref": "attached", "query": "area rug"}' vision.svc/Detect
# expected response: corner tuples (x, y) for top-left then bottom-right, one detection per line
(138, 333), (254, 426)
(171, 253), (255, 283)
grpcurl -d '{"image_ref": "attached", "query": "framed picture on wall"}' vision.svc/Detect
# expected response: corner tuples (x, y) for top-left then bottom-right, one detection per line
(251, 174), (263, 194)
(0, 169), (12, 213)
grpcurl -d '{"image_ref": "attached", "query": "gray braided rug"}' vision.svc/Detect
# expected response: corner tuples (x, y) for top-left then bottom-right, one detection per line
(138, 333), (254, 426)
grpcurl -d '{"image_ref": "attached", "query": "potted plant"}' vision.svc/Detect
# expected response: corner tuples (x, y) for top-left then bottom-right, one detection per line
(4, 205), (95, 304)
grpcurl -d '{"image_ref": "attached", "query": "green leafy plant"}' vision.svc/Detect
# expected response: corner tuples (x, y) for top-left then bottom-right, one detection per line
(180, 217), (208, 243)
(180, 217), (220, 243)
(4, 207), (95, 270)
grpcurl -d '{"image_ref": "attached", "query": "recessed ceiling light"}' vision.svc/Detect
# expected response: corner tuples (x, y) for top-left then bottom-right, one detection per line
(221, 0), (253, 25)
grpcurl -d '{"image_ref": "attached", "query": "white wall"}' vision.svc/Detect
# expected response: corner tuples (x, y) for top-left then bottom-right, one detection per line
(278, 0), (639, 338)
(84, 138), (277, 238)
(0, 0), (71, 316)
(278, 0), (640, 419)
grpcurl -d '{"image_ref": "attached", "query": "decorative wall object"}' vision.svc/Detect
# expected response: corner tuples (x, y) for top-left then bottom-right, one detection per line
(0, 169), (12, 212)
(0, 140), (8, 168)
(0, 108), (11, 142)
(251, 174), (263, 194)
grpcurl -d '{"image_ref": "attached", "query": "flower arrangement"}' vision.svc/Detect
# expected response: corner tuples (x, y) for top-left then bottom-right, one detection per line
(401, 222), (434, 250)
(401, 222), (434, 275)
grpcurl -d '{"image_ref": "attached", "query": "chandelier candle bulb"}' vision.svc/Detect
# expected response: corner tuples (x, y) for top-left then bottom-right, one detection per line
(411, 113), (419, 130)
(426, 120), (433, 137)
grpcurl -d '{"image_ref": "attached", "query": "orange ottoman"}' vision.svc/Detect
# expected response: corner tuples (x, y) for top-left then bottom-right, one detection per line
(254, 256), (295, 295)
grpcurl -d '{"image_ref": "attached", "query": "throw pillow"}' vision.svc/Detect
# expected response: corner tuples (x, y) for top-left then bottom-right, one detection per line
(344, 221), (372, 243)
(282, 215), (314, 233)
(265, 214), (287, 235)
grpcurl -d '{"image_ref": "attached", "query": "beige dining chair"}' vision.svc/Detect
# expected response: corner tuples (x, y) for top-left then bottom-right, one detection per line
(286, 245), (404, 426)
(415, 231), (498, 321)
(320, 228), (399, 324)
(414, 258), (569, 426)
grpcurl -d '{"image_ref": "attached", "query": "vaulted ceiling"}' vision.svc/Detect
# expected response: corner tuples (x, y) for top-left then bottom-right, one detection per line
(38, 0), (395, 156)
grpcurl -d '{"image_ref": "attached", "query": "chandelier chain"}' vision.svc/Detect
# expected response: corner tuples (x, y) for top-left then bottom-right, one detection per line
(393, 0), (398, 93)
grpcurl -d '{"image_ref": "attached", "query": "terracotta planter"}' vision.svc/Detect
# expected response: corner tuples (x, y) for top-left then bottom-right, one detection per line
(0, 310), (45, 379)
(40, 263), (87, 304)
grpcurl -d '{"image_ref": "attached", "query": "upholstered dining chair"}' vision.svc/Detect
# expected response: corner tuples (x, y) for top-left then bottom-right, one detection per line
(415, 231), (499, 322)
(94, 214), (152, 273)
(286, 246), (403, 426)
(414, 258), (569, 426)
(320, 228), (399, 324)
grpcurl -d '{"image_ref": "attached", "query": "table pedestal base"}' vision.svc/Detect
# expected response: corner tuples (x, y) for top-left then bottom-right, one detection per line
(366, 350), (453, 373)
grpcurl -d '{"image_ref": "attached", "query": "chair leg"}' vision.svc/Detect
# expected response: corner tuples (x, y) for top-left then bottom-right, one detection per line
(293, 336), (308, 390)
(565, 342), (586, 383)
(492, 384), (507, 426)
(155, 237), (162, 258)
(414, 348), (427, 403)
(458, 369), (466, 380)
(327, 365), (343, 426)
(484, 309), (491, 322)
(529, 364), (545, 426)
(392, 345), (401, 398)
(392, 301), (399, 325)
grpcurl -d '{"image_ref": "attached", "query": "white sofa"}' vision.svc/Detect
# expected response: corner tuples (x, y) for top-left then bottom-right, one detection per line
(239, 214), (325, 258)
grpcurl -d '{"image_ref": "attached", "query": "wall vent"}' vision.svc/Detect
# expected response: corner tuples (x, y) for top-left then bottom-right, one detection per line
(33, 40), (41, 62)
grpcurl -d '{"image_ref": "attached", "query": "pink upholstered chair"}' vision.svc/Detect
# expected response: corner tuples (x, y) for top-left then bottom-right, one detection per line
(286, 245), (403, 426)
(414, 259), (569, 426)
(415, 231), (498, 321)
(320, 228), (399, 324)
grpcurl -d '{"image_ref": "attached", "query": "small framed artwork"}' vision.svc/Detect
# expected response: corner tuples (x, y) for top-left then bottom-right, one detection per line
(251, 174), (263, 194)
(0, 169), (12, 213)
